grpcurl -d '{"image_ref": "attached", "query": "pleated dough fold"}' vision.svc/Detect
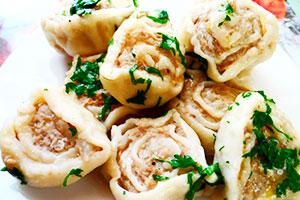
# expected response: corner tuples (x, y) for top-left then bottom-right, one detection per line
(0, 88), (111, 187)
(65, 55), (138, 129)
(100, 11), (185, 109)
(102, 110), (208, 200)
(169, 70), (245, 155)
(41, 0), (134, 56)
(214, 92), (300, 200)
(179, 0), (279, 82)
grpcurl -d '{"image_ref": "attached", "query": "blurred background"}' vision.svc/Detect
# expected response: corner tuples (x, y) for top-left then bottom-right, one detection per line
(0, 0), (299, 67)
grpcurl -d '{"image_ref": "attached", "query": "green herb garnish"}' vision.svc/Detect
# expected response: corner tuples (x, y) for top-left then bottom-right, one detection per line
(242, 92), (252, 98)
(98, 93), (118, 120)
(155, 96), (162, 107)
(155, 154), (224, 200)
(70, 0), (101, 16)
(158, 32), (187, 67)
(108, 38), (114, 46)
(147, 10), (169, 24)
(145, 66), (164, 80)
(1, 167), (27, 184)
(133, 0), (138, 7)
(126, 79), (152, 105)
(65, 57), (103, 97)
(152, 174), (170, 181)
(242, 91), (298, 197)
(69, 127), (78, 137)
(219, 146), (225, 152)
(63, 168), (83, 187)
(218, 3), (234, 27)
(129, 65), (146, 85)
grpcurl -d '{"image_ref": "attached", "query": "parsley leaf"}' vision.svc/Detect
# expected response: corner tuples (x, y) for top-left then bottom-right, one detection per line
(1, 167), (27, 184)
(98, 93), (118, 120)
(63, 168), (83, 187)
(218, 3), (234, 27)
(147, 10), (169, 24)
(65, 57), (103, 97)
(129, 65), (146, 85)
(242, 92), (252, 98)
(108, 38), (114, 46)
(69, 127), (78, 137)
(70, 0), (101, 16)
(145, 66), (164, 80)
(155, 154), (224, 200)
(158, 32), (187, 67)
(152, 174), (169, 181)
(126, 79), (152, 105)
(155, 96), (162, 107)
(132, 0), (138, 7)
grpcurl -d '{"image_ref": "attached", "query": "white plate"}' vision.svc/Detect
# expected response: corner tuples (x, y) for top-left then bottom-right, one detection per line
(1, 0), (300, 199)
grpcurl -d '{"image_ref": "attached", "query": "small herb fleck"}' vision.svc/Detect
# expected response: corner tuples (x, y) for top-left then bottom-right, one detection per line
(152, 174), (169, 181)
(219, 146), (225, 152)
(70, 0), (101, 16)
(147, 10), (169, 24)
(69, 127), (78, 137)
(158, 32), (187, 67)
(218, 3), (234, 27)
(145, 66), (164, 80)
(132, 0), (138, 7)
(63, 168), (83, 187)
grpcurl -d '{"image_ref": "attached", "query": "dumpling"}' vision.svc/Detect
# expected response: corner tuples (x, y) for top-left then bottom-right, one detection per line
(179, 0), (279, 82)
(102, 109), (222, 200)
(41, 0), (134, 56)
(214, 91), (300, 199)
(100, 10), (186, 109)
(0, 88), (111, 187)
(65, 54), (138, 129)
(169, 70), (245, 155)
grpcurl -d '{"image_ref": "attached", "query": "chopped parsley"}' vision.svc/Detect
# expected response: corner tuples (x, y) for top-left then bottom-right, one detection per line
(242, 92), (252, 98)
(158, 32), (187, 67)
(108, 38), (114, 46)
(219, 146), (225, 152)
(218, 3), (234, 27)
(155, 154), (224, 200)
(227, 105), (233, 111)
(155, 96), (162, 107)
(133, 0), (138, 8)
(1, 167), (27, 184)
(145, 66), (164, 80)
(63, 168), (83, 187)
(65, 57), (103, 97)
(98, 93), (118, 120)
(147, 10), (169, 24)
(69, 127), (78, 137)
(129, 65), (146, 85)
(152, 174), (170, 181)
(242, 91), (298, 197)
(126, 79), (152, 105)
(70, 0), (101, 16)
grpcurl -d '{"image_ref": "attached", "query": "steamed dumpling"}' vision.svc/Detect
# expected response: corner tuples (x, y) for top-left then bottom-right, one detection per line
(100, 11), (186, 109)
(179, 0), (279, 82)
(65, 54), (138, 129)
(169, 70), (245, 155)
(102, 110), (218, 200)
(41, 0), (134, 56)
(214, 91), (300, 199)
(0, 88), (111, 187)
